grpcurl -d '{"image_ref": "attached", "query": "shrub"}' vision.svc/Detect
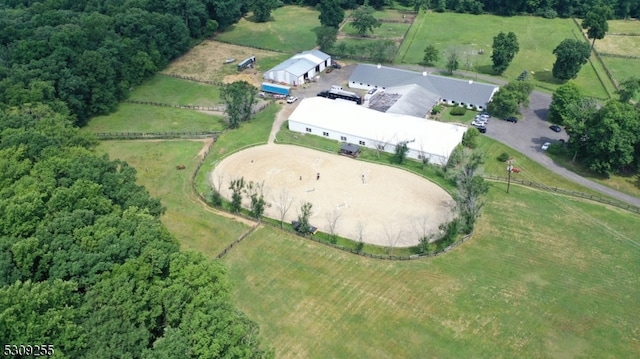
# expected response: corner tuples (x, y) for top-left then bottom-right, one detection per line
(497, 152), (510, 162)
(450, 106), (467, 116)
(462, 127), (479, 148)
(431, 104), (444, 115)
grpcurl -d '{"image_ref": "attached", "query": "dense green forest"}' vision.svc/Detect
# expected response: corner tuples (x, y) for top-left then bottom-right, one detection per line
(0, 0), (249, 125)
(287, 0), (640, 18)
(0, 106), (271, 357)
(0, 1), (272, 357)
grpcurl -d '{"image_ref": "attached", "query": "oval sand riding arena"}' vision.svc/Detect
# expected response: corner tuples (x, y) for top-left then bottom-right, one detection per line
(211, 144), (456, 247)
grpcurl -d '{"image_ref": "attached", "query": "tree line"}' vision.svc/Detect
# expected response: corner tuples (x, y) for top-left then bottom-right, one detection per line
(0, 105), (272, 358)
(0, 0), (249, 126)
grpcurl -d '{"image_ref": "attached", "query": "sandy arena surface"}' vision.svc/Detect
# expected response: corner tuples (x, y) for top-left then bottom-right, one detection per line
(211, 144), (456, 247)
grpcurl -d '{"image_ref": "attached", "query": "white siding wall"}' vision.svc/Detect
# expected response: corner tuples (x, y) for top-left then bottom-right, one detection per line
(288, 120), (448, 165)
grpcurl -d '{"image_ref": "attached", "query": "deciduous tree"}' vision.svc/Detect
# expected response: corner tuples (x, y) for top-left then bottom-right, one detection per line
(491, 31), (519, 74)
(421, 44), (440, 66)
(351, 6), (381, 36)
(548, 82), (584, 125)
(581, 5), (612, 50)
(552, 39), (591, 80)
(251, 0), (277, 22)
(315, 25), (338, 52)
(221, 81), (258, 129)
(317, 0), (344, 28)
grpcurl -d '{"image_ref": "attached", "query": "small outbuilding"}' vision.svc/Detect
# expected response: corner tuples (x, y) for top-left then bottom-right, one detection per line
(263, 50), (331, 86)
(339, 143), (361, 158)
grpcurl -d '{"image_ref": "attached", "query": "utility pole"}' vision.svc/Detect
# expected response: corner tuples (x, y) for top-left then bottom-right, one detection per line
(506, 158), (514, 193)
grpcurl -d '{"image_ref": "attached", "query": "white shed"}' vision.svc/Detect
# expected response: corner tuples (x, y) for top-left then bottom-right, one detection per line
(263, 50), (331, 86)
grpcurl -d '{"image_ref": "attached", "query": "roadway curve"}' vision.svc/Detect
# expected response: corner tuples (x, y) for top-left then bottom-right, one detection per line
(484, 90), (640, 208)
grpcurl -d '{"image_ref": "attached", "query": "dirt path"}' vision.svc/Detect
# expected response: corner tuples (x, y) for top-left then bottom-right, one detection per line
(268, 102), (296, 144)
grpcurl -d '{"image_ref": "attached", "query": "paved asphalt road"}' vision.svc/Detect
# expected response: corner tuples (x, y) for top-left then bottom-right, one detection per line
(484, 90), (640, 208)
(288, 64), (640, 208)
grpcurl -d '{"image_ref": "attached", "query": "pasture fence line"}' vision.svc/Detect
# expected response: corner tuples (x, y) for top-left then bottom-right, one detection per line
(125, 99), (270, 115)
(572, 20), (619, 93)
(161, 73), (224, 86)
(95, 131), (220, 140)
(124, 99), (226, 112)
(209, 38), (287, 53)
(484, 175), (640, 214)
(216, 223), (260, 259)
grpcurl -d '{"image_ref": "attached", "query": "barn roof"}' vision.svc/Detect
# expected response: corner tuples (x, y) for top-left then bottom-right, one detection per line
(265, 50), (331, 77)
(340, 143), (360, 153)
(350, 64), (498, 107)
(289, 97), (466, 161)
(383, 84), (440, 118)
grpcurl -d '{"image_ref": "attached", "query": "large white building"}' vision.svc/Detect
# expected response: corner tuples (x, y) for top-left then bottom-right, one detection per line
(288, 97), (467, 165)
(349, 64), (499, 111)
(263, 50), (331, 86)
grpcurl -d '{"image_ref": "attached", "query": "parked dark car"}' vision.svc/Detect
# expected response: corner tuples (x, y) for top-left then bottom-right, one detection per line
(332, 62), (342, 69)
(477, 126), (487, 133)
(549, 125), (562, 132)
(504, 116), (518, 123)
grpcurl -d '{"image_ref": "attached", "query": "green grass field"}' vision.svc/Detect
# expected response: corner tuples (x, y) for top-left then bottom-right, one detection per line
(601, 56), (640, 85)
(341, 21), (410, 38)
(397, 12), (614, 98)
(96, 140), (250, 255)
(372, 9), (413, 21)
(129, 75), (222, 105)
(94, 103), (640, 358)
(85, 103), (227, 133)
(223, 185), (640, 357)
(215, 6), (319, 53)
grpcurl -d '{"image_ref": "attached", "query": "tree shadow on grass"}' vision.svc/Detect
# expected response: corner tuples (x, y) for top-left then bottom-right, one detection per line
(532, 70), (565, 85)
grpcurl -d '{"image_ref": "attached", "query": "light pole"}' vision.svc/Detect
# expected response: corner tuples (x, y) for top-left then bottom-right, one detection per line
(506, 158), (515, 194)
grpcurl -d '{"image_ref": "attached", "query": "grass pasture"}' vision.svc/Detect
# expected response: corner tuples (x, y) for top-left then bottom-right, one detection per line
(223, 184), (640, 358)
(215, 6), (319, 53)
(85, 103), (227, 133)
(129, 75), (221, 106)
(341, 21), (410, 39)
(97, 140), (250, 255)
(397, 12), (612, 98)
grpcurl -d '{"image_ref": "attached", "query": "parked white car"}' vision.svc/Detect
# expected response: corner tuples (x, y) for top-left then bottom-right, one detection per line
(541, 142), (551, 151)
(286, 96), (298, 104)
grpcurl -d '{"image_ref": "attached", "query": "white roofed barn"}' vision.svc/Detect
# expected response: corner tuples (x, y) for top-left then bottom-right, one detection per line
(288, 97), (467, 165)
(263, 50), (331, 86)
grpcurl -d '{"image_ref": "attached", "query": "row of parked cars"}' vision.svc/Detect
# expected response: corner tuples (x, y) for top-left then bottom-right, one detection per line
(470, 112), (490, 133)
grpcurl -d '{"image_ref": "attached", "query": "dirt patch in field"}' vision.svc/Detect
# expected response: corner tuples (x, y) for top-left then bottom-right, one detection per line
(211, 144), (456, 247)
(162, 40), (280, 81)
(222, 72), (263, 87)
